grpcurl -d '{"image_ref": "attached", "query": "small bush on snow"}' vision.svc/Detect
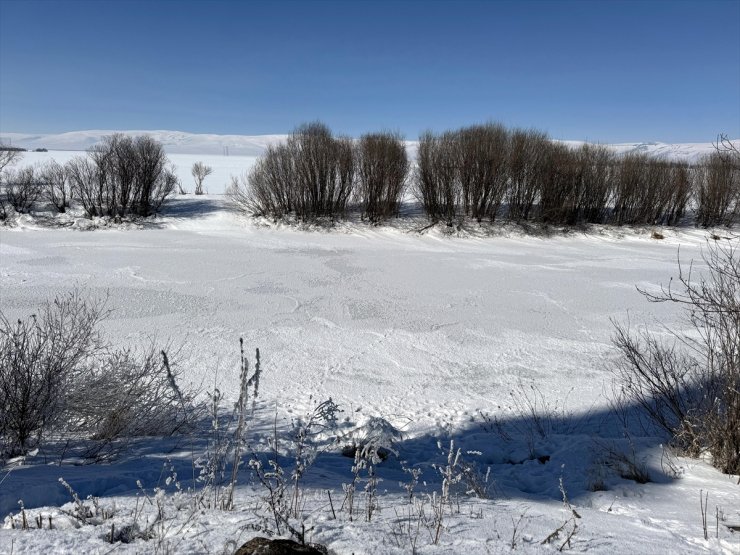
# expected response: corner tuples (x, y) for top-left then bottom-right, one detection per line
(0, 290), (197, 460)
(612, 237), (740, 474)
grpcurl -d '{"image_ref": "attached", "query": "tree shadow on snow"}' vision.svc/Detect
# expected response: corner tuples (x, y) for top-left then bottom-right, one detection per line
(0, 393), (698, 515)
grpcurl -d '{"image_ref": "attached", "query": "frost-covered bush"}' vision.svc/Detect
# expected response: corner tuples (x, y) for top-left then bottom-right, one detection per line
(66, 347), (195, 461)
(0, 291), (105, 456)
(0, 291), (196, 460)
(613, 238), (740, 474)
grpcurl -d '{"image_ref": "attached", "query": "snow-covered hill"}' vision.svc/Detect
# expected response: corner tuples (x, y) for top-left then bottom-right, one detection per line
(0, 130), (288, 156)
(2, 129), (735, 162)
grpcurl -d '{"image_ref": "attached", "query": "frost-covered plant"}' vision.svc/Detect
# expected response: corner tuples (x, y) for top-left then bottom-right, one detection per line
(225, 342), (261, 510)
(248, 397), (340, 541)
(613, 238), (740, 473)
(0, 291), (105, 456)
(66, 346), (196, 461)
(287, 398), (340, 517)
(429, 439), (462, 544)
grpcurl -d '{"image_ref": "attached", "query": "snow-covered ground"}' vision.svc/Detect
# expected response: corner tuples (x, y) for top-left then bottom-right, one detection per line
(1, 190), (738, 553)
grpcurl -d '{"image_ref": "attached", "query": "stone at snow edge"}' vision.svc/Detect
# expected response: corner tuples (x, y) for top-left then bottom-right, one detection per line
(235, 537), (328, 555)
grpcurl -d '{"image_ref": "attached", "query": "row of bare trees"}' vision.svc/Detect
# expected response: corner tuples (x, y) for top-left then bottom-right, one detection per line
(232, 122), (738, 227)
(0, 135), (177, 220)
(415, 124), (739, 227)
(231, 123), (408, 221)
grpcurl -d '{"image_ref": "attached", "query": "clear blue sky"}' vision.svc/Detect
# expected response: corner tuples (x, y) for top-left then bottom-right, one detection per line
(1, 0), (738, 142)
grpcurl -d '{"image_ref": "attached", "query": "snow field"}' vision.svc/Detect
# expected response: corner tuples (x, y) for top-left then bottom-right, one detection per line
(1, 193), (739, 553)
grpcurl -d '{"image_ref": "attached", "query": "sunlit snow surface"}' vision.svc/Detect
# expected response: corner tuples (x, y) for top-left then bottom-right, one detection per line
(0, 157), (739, 553)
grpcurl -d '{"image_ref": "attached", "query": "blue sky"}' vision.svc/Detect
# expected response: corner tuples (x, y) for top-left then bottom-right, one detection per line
(0, 0), (738, 142)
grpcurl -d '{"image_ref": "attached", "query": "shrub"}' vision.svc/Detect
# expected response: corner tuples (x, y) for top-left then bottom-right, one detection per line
(66, 134), (176, 218)
(537, 142), (581, 224)
(39, 160), (71, 213)
(191, 161), (213, 195)
(576, 144), (615, 224)
(241, 144), (295, 217)
(507, 129), (549, 222)
(0, 291), (105, 455)
(65, 347), (194, 461)
(3, 166), (43, 214)
(612, 155), (692, 226)
(0, 291), (196, 460)
(456, 123), (509, 222)
(664, 161), (692, 226)
(356, 131), (409, 222)
(414, 130), (460, 224)
(696, 152), (739, 227)
(292, 122), (355, 219)
(613, 238), (740, 474)
(237, 122), (355, 220)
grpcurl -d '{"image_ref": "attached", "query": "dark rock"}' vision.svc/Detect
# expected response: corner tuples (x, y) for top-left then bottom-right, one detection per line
(235, 537), (328, 555)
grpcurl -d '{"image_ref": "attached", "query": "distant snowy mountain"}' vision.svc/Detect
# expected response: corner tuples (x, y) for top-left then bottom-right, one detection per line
(0, 130), (289, 156)
(1, 129), (735, 162)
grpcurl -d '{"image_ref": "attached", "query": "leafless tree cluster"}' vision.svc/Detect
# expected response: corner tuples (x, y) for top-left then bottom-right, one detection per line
(457, 124), (511, 222)
(66, 134), (177, 218)
(0, 291), (195, 459)
(414, 130), (461, 224)
(3, 166), (43, 214)
(0, 145), (23, 173)
(39, 160), (72, 213)
(356, 132), (409, 222)
(612, 154), (692, 225)
(613, 238), (740, 474)
(191, 161), (213, 195)
(695, 151), (739, 227)
(412, 124), (738, 228)
(235, 122), (356, 220)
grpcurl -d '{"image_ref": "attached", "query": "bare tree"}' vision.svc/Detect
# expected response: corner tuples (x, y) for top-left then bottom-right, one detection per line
(0, 144), (23, 174)
(356, 131), (409, 222)
(67, 134), (175, 218)
(695, 152), (739, 227)
(40, 160), (71, 213)
(537, 142), (581, 224)
(414, 130), (460, 224)
(292, 122), (355, 219)
(456, 123), (509, 222)
(192, 161), (214, 195)
(613, 238), (740, 474)
(4, 166), (43, 214)
(576, 144), (615, 224)
(507, 129), (549, 222)
(714, 133), (740, 159)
